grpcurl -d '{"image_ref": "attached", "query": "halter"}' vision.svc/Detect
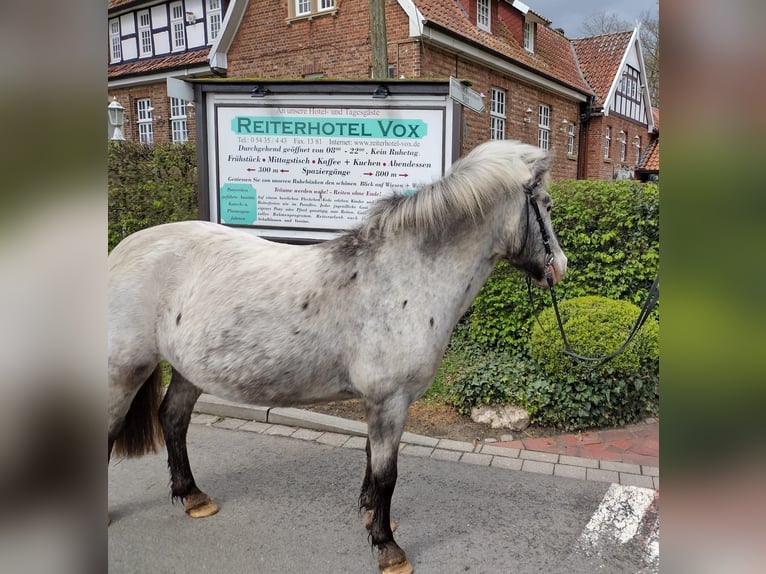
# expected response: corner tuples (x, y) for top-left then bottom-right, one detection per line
(522, 179), (659, 366)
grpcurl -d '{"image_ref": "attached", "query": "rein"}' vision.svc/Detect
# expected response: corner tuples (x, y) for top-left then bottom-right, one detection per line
(523, 180), (659, 366)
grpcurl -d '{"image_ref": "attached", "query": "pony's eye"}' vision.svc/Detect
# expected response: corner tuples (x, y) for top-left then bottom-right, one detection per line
(546, 204), (552, 213)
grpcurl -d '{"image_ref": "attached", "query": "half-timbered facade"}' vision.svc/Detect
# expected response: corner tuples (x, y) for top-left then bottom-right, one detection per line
(572, 28), (656, 179)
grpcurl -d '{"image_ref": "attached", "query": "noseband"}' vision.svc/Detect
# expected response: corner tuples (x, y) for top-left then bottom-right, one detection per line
(523, 178), (660, 366)
(522, 178), (555, 286)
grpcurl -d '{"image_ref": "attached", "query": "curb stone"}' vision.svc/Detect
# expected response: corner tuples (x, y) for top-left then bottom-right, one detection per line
(193, 394), (658, 489)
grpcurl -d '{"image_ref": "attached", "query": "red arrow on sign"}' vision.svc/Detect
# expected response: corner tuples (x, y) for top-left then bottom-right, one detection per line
(398, 173), (409, 177)
(280, 169), (289, 173)
(363, 172), (373, 176)
(246, 168), (257, 172)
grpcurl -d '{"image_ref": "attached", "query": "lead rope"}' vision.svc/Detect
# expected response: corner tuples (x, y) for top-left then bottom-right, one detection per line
(523, 182), (659, 366)
(529, 273), (659, 366)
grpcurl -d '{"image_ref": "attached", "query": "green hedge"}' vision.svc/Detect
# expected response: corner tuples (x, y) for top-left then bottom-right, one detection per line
(468, 180), (659, 352)
(108, 141), (198, 251)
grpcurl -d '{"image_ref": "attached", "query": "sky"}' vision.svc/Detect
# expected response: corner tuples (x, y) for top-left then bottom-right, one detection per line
(531, 0), (659, 38)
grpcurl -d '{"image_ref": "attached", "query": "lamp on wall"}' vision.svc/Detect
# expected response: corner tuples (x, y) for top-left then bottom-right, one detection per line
(633, 135), (640, 146)
(523, 107), (533, 123)
(185, 11), (197, 24)
(618, 129), (627, 143)
(250, 85), (271, 97)
(108, 97), (126, 141)
(372, 85), (390, 99)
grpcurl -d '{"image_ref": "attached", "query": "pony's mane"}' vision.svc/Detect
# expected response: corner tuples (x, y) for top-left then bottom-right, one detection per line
(356, 140), (550, 241)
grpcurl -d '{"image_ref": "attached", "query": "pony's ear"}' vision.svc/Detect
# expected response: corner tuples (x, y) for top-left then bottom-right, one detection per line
(528, 153), (551, 181)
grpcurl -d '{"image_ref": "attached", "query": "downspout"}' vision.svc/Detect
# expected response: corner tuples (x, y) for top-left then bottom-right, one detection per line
(577, 95), (594, 179)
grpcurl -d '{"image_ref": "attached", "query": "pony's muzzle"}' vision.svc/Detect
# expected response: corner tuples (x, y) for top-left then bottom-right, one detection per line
(544, 254), (567, 287)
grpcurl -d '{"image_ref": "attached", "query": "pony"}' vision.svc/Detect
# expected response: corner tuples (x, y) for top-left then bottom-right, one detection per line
(108, 139), (567, 574)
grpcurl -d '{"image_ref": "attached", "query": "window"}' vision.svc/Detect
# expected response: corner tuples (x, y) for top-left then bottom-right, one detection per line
(635, 136), (642, 164)
(171, 2), (186, 51)
(170, 98), (189, 143)
(489, 88), (506, 140)
(136, 98), (154, 144)
(567, 123), (575, 155)
(537, 104), (550, 150)
(620, 132), (627, 162)
(296, 0), (310, 15)
(207, 0), (222, 43)
(477, 0), (490, 32)
(524, 21), (535, 52)
(138, 10), (152, 57)
(292, 0), (334, 18)
(604, 126), (611, 159)
(109, 19), (121, 63)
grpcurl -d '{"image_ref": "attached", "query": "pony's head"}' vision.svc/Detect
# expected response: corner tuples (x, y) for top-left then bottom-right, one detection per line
(449, 140), (567, 288)
(504, 143), (567, 288)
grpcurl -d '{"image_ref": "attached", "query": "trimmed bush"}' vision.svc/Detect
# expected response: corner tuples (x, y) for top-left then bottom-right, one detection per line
(468, 180), (658, 352)
(527, 295), (659, 430)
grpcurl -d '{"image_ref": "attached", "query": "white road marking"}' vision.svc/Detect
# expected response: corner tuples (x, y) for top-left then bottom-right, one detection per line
(579, 483), (659, 570)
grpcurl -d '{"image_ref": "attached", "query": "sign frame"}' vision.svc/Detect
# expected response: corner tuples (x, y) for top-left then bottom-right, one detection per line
(192, 80), (460, 243)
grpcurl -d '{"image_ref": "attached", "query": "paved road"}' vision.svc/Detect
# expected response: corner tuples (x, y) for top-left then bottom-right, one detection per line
(109, 424), (658, 573)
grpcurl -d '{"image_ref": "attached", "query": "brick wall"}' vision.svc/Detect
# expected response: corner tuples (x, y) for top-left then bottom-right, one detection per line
(108, 83), (198, 143)
(582, 115), (649, 179)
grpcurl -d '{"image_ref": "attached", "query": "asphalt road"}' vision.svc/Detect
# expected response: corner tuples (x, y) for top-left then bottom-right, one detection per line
(108, 424), (657, 573)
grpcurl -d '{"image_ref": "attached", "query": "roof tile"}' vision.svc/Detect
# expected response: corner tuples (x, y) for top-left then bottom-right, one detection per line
(416, 0), (592, 95)
(108, 47), (210, 79)
(571, 30), (633, 104)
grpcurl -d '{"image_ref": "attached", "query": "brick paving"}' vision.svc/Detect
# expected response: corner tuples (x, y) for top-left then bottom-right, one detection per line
(491, 420), (659, 467)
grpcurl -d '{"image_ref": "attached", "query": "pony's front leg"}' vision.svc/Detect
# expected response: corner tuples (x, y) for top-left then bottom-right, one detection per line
(362, 397), (413, 574)
(159, 368), (218, 518)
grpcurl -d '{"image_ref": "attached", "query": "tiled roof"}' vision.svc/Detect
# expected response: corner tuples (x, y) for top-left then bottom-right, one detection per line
(108, 0), (144, 10)
(571, 30), (633, 105)
(637, 138), (659, 172)
(415, 0), (592, 95)
(108, 47), (210, 79)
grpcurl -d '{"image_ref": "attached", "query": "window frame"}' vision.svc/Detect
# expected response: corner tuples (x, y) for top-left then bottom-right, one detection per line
(109, 18), (122, 63)
(170, 2), (186, 52)
(477, 0), (491, 32)
(290, 0), (336, 19)
(620, 132), (627, 162)
(170, 98), (189, 143)
(524, 21), (535, 52)
(537, 104), (550, 150)
(138, 10), (153, 57)
(567, 123), (575, 155)
(136, 98), (154, 144)
(206, 0), (222, 44)
(489, 87), (506, 140)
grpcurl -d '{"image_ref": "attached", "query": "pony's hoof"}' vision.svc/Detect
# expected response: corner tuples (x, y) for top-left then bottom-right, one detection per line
(183, 493), (219, 518)
(364, 509), (397, 532)
(381, 560), (413, 574)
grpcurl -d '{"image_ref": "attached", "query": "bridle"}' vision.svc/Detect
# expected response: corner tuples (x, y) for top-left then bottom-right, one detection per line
(523, 179), (659, 366)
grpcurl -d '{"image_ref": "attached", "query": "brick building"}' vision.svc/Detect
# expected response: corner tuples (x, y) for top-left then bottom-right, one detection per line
(108, 0), (657, 180)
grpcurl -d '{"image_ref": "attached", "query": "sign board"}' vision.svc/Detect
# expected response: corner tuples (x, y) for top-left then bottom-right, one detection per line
(449, 76), (486, 113)
(195, 81), (458, 242)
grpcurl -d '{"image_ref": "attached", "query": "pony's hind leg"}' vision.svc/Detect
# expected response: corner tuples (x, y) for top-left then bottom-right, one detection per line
(361, 396), (413, 574)
(159, 367), (218, 518)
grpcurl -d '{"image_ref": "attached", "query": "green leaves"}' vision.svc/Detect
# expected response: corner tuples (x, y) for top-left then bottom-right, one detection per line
(469, 179), (659, 351)
(108, 141), (199, 251)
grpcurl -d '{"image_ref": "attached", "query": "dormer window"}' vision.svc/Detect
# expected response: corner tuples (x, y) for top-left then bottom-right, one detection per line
(524, 20), (535, 52)
(477, 0), (491, 32)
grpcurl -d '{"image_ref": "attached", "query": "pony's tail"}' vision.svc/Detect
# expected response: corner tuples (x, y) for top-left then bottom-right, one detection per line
(112, 366), (165, 458)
